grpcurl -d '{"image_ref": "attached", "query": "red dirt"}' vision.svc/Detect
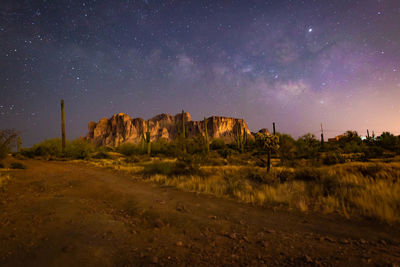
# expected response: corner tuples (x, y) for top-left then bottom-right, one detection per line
(0, 159), (399, 266)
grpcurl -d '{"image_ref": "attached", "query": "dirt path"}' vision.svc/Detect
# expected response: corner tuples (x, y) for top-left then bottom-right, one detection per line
(0, 160), (399, 266)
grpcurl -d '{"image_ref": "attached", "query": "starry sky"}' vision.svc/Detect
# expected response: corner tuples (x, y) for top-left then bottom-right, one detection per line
(1, 0), (400, 146)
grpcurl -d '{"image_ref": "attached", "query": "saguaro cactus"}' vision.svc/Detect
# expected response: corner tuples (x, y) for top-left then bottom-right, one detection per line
(234, 123), (246, 153)
(203, 117), (209, 154)
(143, 120), (151, 155)
(61, 99), (66, 153)
(181, 110), (187, 153)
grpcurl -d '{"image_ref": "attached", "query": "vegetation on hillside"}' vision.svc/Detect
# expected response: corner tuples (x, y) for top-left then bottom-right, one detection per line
(7, 128), (400, 223)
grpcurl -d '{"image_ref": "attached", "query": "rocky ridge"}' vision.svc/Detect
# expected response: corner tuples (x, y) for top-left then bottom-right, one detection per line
(86, 112), (261, 146)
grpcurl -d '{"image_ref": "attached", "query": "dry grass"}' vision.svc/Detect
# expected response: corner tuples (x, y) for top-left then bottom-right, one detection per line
(88, 157), (400, 224)
(0, 173), (10, 189)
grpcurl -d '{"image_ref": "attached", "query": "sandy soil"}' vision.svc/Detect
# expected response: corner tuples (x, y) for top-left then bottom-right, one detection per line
(0, 159), (399, 266)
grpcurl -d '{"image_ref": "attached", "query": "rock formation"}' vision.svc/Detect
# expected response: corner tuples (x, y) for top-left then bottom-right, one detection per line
(86, 112), (254, 146)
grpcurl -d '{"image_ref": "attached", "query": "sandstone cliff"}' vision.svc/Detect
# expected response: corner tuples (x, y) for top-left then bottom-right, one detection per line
(86, 112), (254, 146)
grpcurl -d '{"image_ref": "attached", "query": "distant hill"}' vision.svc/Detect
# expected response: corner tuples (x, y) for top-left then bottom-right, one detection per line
(85, 112), (265, 146)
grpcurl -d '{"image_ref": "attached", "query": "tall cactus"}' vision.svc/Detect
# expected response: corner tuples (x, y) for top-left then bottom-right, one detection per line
(143, 120), (151, 155)
(234, 123), (245, 153)
(203, 117), (209, 154)
(181, 110), (187, 153)
(61, 99), (66, 153)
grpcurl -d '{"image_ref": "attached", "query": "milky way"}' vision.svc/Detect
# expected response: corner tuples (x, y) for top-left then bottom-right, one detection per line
(1, 0), (400, 146)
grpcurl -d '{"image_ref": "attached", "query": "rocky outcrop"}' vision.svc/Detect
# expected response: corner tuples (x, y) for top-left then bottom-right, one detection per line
(86, 112), (254, 146)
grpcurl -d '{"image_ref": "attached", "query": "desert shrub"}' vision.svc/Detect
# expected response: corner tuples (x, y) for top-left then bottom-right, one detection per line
(277, 169), (294, 183)
(30, 138), (62, 158)
(10, 162), (26, 169)
(91, 151), (111, 159)
(218, 148), (236, 159)
(210, 139), (225, 150)
(323, 151), (345, 165)
(142, 161), (175, 178)
(377, 132), (399, 151)
(141, 156), (202, 178)
(186, 136), (205, 154)
(296, 133), (320, 159)
(277, 133), (297, 164)
(65, 139), (95, 159)
(117, 143), (139, 156)
(20, 148), (35, 158)
(203, 156), (227, 166)
(124, 155), (141, 163)
(173, 155), (202, 176)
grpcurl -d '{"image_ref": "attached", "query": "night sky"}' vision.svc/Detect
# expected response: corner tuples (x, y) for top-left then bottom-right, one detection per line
(1, 0), (400, 146)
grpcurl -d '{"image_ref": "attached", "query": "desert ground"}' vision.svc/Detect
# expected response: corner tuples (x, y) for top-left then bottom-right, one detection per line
(0, 159), (399, 266)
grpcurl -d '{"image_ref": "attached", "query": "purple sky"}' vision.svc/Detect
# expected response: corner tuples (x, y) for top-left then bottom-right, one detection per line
(1, 0), (400, 146)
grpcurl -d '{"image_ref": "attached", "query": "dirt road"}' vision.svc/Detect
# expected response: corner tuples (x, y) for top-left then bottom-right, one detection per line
(0, 160), (399, 266)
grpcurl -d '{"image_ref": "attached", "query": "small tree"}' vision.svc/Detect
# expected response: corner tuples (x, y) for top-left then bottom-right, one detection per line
(0, 129), (18, 159)
(256, 132), (279, 172)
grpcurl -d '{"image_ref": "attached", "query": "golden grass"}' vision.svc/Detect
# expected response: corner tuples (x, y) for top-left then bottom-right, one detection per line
(0, 173), (10, 189)
(89, 157), (400, 224)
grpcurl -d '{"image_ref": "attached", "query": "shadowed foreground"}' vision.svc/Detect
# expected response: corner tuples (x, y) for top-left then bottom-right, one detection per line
(0, 160), (399, 266)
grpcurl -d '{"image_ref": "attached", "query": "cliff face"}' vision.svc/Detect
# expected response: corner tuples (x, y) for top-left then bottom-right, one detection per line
(86, 112), (253, 146)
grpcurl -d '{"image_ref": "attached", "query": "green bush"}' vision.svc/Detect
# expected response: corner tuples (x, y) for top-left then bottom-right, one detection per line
(65, 139), (95, 159)
(141, 156), (203, 178)
(29, 138), (62, 158)
(10, 162), (26, 169)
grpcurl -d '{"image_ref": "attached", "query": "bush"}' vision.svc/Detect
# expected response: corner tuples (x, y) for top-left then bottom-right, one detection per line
(20, 148), (35, 158)
(92, 151), (111, 159)
(124, 155), (141, 163)
(141, 156), (203, 178)
(323, 151), (345, 165)
(173, 155), (202, 176)
(65, 139), (95, 159)
(29, 138), (62, 158)
(142, 161), (175, 178)
(218, 148), (236, 159)
(10, 162), (26, 169)
(117, 143), (140, 156)
(210, 139), (225, 150)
